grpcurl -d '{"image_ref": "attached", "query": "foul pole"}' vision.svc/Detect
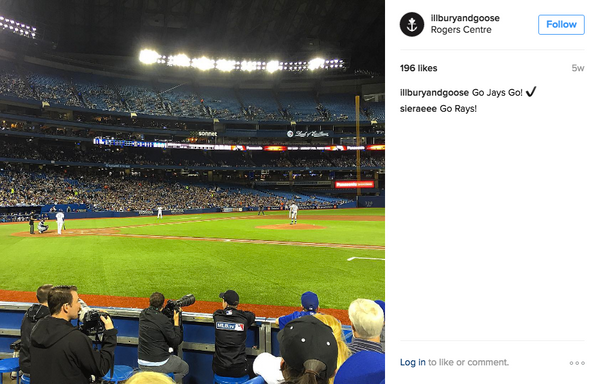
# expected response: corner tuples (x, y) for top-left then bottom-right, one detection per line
(355, 95), (361, 197)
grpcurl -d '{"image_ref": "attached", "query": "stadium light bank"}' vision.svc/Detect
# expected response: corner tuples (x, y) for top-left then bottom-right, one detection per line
(0, 15), (36, 39)
(139, 49), (346, 73)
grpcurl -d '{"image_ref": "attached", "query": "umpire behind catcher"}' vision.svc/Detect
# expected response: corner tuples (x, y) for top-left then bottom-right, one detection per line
(30, 285), (117, 384)
(138, 292), (189, 383)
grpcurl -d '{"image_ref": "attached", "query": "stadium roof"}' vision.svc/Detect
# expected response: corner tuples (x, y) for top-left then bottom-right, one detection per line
(0, 0), (384, 75)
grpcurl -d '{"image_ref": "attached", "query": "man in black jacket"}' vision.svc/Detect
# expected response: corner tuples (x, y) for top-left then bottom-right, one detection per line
(30, 285), (117, 384)
(138, 292), (189, 383)
(19, 284), (53, 378)
(212, 290), (256, 378)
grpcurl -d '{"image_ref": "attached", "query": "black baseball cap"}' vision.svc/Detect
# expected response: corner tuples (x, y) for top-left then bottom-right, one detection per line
(277, 315), (338, 379)
(219, 290), (239, 305)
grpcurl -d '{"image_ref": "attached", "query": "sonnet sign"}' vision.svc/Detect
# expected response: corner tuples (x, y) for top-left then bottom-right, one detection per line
(334, 180), (375, 189)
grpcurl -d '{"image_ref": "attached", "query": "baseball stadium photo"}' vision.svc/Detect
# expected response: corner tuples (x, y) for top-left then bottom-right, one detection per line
(0, 0), (385, 383)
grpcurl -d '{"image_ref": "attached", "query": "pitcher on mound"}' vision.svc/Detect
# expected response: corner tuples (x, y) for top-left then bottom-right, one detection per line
(289, 202), (298, 225)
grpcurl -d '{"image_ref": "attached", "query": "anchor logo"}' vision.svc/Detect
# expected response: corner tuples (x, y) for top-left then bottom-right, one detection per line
(400, 12), (424, 37)
(407, 18), (418, 32)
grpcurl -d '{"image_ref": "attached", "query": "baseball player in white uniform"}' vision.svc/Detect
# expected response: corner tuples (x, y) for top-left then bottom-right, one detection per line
(289, 202), (298, 225)
(56, 211), (65, 235)
(157, 206), (163, 219)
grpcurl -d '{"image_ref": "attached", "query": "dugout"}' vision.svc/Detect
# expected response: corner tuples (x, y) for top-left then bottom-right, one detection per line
(0, 301), (352, 384)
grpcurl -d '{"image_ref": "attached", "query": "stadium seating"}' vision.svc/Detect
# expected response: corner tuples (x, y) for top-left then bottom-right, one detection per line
(277, 91), (319, 121)
(26, 71), (82, 107)
(158, 84), (206, 118)
(0, 168), (351, 212)
(70, 73), (122, 112)
(0, 357), (20, 383)
(214, 374), (250, 384)
(101, 365), (135, 382)
(318, 93), (368, 122)
(242, 376), (266, 384)
(0, 61), (384, 122)
(238, 89), (280, 120)
(115, 81), (168, 116)
(0, 61), (36, 100)
(197, 87), (241, 120)
(366, 101), (385, 122)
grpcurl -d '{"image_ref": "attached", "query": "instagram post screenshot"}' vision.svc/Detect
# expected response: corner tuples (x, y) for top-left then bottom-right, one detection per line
(388, 1), (597, 383)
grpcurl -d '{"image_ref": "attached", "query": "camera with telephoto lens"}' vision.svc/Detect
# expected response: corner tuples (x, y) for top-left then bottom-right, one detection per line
(162, 294), (195, 319)
(78, 299), (109, 335)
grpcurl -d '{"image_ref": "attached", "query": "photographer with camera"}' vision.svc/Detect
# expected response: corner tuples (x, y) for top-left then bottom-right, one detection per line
(138, 292), (189, 383)
(30, 285), (117, 384)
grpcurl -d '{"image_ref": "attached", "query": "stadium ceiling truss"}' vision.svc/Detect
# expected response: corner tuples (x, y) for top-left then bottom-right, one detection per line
(0, 0), (384, 74)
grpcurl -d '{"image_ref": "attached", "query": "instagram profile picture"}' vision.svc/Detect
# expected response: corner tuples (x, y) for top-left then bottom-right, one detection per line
(400, 12), (424, 37)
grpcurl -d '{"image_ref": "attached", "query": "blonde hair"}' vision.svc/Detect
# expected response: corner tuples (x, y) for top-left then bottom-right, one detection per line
(313, 313), (350, 383)
(348, 299), (384, 338)
(126, 372), (175, 384)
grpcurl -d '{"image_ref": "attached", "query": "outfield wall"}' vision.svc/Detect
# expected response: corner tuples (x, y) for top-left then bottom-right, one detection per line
(1, 302), (327, 384)
(357, 196), (385, 208)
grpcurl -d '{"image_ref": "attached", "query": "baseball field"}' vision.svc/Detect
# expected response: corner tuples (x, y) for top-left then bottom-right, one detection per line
(0, 208), (384, 323)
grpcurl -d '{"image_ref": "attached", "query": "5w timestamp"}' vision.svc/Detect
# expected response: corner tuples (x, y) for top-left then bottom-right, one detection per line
(401, 64), (438, 72)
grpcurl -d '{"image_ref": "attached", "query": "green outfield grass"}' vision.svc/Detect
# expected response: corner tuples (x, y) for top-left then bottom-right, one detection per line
(0, 208), (384, 309)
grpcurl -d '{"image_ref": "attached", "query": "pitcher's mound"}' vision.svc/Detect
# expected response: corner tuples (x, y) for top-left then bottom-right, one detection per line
(257, 224), (326, 230)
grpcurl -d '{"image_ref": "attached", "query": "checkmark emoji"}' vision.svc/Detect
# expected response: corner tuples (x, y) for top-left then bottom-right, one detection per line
(526, 86), (537, 97)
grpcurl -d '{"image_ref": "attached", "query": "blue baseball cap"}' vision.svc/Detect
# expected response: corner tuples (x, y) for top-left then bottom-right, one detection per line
(374, 300), (385, 318)
(301, 291), (319, 311)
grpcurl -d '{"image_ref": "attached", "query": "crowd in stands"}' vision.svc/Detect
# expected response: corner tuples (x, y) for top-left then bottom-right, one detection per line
(252, 292), (385, 384)
(27, 72), (83, 107)
(0, 67), (36, 99)
(0, 213), (34, 222)
(330, 154), (383, 168)
(0, 137), (384, 169)
(0, 169), (349, 211)
(74, 80), (123, 111)
(18, 284), (384, 384)
(0, 62), (384, 123)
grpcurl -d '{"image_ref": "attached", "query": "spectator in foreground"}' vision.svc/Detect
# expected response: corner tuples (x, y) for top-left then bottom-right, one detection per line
(19, 284), (53, 379)
(333, 351), (385, 384)
(213, 290), (256, 379)
(278, 315), (338, 384)
(126, 371), (175, 384)
(374, 300), (385, 352)
(253, 352), (284, 384)
(313, 313), (351, 380)
(347, 298), (384, 354)
(138, 292), (188, 383)
(256, 314), (350, 384)
(276, 291), (320, 328)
